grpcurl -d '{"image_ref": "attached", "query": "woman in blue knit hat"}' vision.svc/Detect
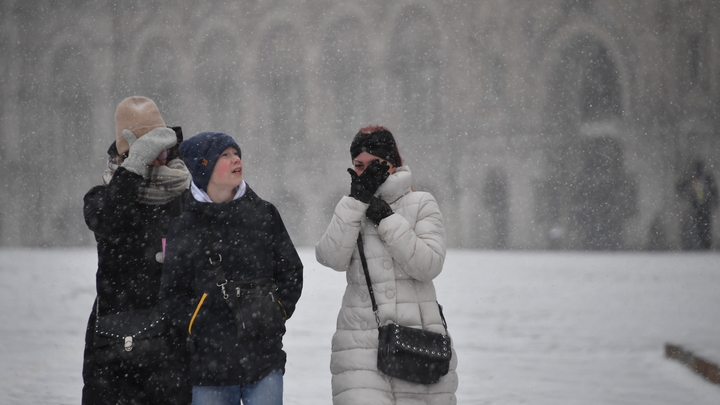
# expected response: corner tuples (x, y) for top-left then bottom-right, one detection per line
(160, 132), (304, 405)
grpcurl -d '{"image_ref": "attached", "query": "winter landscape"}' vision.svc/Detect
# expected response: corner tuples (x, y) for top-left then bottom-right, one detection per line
(0, 248), (719, 404)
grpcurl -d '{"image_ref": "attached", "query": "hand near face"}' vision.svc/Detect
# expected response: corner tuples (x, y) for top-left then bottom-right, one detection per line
(121, 127), (177, 177)
(347, 159), (390, 203)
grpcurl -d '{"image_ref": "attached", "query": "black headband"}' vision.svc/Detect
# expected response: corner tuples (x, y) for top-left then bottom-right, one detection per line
(349, 129), (400, 166)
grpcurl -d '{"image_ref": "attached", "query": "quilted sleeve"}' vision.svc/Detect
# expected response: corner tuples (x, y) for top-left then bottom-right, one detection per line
(315, 196), (368, 272)
(377, 192), (446, 282)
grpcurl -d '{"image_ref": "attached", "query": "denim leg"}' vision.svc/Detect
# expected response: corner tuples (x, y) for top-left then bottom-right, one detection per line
(240, 371), (283, 405)
(192, 385), (242, 405)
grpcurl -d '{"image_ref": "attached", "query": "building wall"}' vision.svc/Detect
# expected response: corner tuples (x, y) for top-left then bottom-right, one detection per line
(0, 0), (718, 249)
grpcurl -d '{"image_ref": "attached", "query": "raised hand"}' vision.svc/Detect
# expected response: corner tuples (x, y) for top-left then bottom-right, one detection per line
(121, 127), (177, 177)
(348, 160), (390, 203)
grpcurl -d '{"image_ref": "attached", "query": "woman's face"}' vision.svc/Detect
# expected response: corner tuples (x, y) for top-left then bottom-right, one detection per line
(209, 147), (243, 190)
(352, 151), (396, 176)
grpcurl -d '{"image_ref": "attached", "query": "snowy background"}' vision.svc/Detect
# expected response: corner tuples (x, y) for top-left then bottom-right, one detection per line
(1, 248), (719, 404)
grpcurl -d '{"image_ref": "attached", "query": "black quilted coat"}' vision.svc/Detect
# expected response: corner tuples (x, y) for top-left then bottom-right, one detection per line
(160, 185), (303, 386)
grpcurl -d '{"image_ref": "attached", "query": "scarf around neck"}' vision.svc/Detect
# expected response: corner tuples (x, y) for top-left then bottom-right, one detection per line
(103, 157), (192, 205)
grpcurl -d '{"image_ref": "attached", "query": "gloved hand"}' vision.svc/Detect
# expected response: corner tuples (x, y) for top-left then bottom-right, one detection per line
(121, 127), (177, 177)
(347, 160), (390, 203)
(366, 196), (393, 225)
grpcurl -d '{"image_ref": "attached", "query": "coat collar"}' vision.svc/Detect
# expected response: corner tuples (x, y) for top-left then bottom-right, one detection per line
(376, 165), (412, 204)
(190, 180), (247, 203)
(186, 184), (260, 217)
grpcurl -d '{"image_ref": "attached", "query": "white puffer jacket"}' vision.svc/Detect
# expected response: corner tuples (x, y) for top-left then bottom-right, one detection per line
(315, 166), (458, 405)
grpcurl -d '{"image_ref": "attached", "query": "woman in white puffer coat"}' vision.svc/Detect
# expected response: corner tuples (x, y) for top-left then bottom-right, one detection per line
(315, 126), (458, 405)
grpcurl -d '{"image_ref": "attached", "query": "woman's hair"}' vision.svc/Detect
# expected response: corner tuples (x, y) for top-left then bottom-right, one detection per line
(352, 125), (403, 167)
(357, 125), (387, 135)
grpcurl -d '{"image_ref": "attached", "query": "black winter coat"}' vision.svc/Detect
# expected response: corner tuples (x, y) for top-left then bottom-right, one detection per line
(160, 185), (303, 386)
(84, 166), (184, 316)
(82, 165), (190, 405)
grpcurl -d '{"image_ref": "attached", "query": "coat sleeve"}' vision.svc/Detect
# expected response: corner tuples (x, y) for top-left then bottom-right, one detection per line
(83, 167), (144, 237)
(159, 216), (199, 331)
(269, 204), (304, 319)
(377, 192), (446, 282)
(315, 196), (368, 272)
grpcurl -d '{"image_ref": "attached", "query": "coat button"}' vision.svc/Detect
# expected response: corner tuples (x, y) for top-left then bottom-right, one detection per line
(386, 290), (395, 299)
(360, 293), (368, 302)
(384, 261), (392, 269)
(361, 321), (368, 329)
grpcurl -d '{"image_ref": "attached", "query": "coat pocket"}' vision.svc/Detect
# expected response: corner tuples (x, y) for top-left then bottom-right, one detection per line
(239, 290), (286, 339)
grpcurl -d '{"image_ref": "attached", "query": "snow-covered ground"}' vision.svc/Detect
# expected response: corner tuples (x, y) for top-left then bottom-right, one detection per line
(0, 248), (719, 404)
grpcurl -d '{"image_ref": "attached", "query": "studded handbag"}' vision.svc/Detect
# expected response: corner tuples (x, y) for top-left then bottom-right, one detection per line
(357, 234), (452, 384)
(92, 298), (172, 367)
(377, 322), (452, 384)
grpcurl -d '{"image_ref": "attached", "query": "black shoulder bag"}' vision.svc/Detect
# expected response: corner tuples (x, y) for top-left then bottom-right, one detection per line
(93, 297), (172, 367)
(357, 233), (451, 385)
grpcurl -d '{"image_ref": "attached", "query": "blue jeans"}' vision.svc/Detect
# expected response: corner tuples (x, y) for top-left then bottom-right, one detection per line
(192, 371), (283, 405)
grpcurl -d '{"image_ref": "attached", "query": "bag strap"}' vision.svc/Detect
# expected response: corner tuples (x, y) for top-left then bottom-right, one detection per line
(201, 214), (229, 294)
(357, 233), (380, 326)
(356, 233), (448, 333)
(200, 214), (247, 332)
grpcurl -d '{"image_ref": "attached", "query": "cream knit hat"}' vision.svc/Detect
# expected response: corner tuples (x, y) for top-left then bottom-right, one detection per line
(114, 96), (166, 155)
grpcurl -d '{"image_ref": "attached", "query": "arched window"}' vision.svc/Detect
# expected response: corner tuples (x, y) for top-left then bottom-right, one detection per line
(579, 41), (622, 122)
(681, 32), (708, 90)
(540, 36), (633, 249)
(389, 5), (442, 134)
(488, 53), (507, 107)
(256, 23), (307, 241)
(135, 37), (181, 125)
(322, 16), (370, 136)
(195, 30), (240, 133)
(46, 44), (94, 246)
(51, 44), (93, 161)
(545, 36), (622, 135)
(258, 23), (306, 157)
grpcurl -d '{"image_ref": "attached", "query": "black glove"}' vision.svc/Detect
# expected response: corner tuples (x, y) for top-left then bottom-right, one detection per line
(347, 160), (390, 203)
(366, 196), (393, 225)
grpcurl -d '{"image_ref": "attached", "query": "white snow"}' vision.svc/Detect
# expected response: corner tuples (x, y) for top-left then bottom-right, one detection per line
(0, 248), (719, 404)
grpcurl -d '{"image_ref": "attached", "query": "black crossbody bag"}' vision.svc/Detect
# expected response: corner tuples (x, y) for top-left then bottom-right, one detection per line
(93, 297), (171, 367)
(357, 234), (451, 385)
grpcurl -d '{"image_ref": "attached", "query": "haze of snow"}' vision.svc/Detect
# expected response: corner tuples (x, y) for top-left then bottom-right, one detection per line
(0, 248), (719, 404)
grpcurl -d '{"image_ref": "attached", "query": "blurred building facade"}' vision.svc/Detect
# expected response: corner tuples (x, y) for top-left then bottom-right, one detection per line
(0, 0), (718, 249)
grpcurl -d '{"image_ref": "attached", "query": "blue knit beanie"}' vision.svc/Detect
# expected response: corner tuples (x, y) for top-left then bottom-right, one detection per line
(179, 132), (241, 191)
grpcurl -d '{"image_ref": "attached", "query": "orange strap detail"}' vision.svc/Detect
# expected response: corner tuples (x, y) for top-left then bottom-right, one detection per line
(188, 293), (208, 335)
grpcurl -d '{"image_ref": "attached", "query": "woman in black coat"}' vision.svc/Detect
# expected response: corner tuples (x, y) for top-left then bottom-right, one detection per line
(82, 97), (192, 405)
(160, 132), (303, 405)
